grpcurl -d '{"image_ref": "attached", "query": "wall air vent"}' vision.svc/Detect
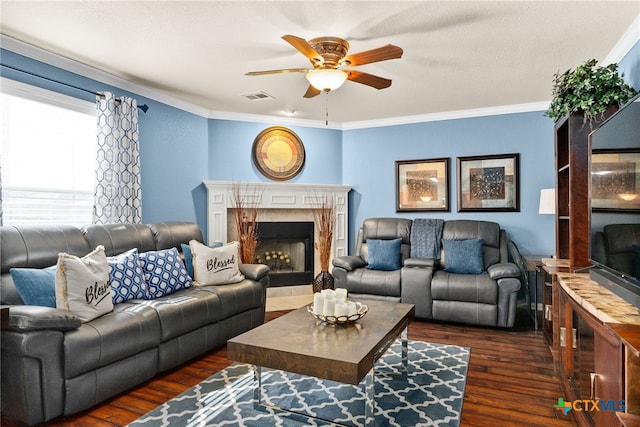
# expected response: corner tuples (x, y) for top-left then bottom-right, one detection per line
(241, 91), (275, 101)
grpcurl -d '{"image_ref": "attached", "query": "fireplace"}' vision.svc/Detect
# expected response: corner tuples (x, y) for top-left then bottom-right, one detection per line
(203, 181), (351, 283)
(255, 222), (314, 287)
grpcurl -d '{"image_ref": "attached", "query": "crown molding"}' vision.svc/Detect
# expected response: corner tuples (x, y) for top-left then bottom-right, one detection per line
(340, 101), (551, 130)
(206, 109), (343, 130)
(205, 102), (552, 130)
(0, 34), (211, 118)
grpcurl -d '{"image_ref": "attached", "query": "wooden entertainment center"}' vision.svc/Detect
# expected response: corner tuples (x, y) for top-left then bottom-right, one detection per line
(551, 270), (640, 426)
(547, 106), (640, 426)
(542, 259), (640, 426)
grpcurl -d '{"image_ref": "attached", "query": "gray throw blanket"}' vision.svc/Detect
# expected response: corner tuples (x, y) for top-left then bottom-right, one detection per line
(410, 218), (444, 258)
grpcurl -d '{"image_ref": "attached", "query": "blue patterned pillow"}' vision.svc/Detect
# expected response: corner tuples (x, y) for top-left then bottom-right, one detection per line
(138, 247), (191, 298)
(108, 248), (149, 304)
(443, 239), (485, 274)
(367, 238), (402, 271)
(10, 266), (57, 307)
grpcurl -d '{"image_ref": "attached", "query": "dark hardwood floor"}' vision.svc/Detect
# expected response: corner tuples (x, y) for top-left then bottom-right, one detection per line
(2, 308), (576, 426)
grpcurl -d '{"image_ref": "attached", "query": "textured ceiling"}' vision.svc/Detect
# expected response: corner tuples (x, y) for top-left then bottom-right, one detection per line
(1, 1), (638, 126)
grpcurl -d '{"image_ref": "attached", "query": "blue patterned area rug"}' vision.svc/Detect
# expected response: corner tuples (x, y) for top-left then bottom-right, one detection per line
(129, 340), (469, 427)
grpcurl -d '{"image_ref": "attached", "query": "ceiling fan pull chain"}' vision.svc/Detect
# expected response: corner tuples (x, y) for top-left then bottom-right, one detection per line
(325, 91), (329, 126)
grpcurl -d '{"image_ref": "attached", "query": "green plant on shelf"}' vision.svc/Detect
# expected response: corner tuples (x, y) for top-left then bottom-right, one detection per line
(546, 58), (637, 124)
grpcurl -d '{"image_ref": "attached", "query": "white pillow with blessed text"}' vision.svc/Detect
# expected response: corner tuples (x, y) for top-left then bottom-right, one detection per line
(189, 240), (245, 286)
(55, 245), (113, 322)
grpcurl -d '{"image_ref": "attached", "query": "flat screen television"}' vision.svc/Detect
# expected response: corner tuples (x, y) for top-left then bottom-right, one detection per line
(589, 92), (640, 308)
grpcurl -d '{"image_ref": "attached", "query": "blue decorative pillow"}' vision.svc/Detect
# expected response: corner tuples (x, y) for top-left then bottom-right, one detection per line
(181, 240), (222, 278)
(367, 238), (402, 271)
(10, 266), (57, 307)
(108, 248), (149, 304)
(138, 247), (192, 298)
(443, 239), (485, 274)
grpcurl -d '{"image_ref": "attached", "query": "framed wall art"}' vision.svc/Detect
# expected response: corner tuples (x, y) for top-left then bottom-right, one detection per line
(457, 153), (520, 212)
(252, 126), (305, 181)
(591, 149), (640, 211)
(396, 157), (450, 212)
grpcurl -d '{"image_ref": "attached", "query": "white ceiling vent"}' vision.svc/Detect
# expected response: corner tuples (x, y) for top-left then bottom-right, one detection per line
(241, 91), (275, 101)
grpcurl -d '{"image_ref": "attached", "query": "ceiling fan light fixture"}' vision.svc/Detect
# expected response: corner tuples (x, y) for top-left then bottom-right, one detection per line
(305, 69), (348, 91)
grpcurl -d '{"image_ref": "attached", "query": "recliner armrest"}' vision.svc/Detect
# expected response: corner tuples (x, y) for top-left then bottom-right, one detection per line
(332, 256), (366, 271)
(487, 262), (521, 280)
(5, 305), (81, 332)
(239, 263), (270, 281)
(404, 257), (436, 268)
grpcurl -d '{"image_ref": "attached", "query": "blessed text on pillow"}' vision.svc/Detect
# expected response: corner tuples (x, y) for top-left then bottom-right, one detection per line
(55, 245), (113, 322)
(189, 240), (245, 286)
(181, 241), (222, 278)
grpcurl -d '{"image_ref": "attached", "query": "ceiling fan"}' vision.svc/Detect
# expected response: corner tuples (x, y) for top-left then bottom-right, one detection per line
(246, 35), (403, 98)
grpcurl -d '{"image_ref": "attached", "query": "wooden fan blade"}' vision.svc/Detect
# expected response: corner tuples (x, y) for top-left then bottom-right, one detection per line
(346, 70), (392, 89)
(282, 35), (324, 64)
(245, 68), (308, 76)
(342, 44), (403, 66)
(303, 85), (321, 98)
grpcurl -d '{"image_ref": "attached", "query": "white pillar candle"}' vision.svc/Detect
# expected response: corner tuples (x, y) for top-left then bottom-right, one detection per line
(321, 289), (335, 298)
(334, 302), (349, 317)
(313, 292), (325, 315)
(347, 301), (357, 316)
(335, 288), (348, 300)
(323, 296), (336, 316)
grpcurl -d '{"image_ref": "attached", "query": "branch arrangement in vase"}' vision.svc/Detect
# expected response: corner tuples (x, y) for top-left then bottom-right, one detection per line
(231, 182), (261, 264)
(313, 194), (334, 272)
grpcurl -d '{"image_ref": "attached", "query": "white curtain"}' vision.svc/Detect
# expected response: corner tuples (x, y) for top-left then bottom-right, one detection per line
(93, 92), (142, 224)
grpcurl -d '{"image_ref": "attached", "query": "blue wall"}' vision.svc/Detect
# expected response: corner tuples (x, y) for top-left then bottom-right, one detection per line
(139, 104), (208, 229)
(619, 40), (640, 91)
(2, 37), (639, 254)
(342, 112), (556, 255)
(207, 120), (342, 183)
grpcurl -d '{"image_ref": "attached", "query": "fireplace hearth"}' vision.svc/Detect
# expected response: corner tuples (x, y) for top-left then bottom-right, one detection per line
(255, 222), (314, 287)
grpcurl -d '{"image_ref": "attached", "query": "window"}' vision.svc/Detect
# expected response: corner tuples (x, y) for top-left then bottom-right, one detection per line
(1, 78), (96, 227)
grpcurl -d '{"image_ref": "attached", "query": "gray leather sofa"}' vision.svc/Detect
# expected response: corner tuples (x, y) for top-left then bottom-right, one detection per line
(332, 218), (521, 328)
(0, 221), (269, 425)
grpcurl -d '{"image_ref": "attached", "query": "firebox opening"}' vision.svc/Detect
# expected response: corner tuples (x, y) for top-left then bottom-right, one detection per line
(255, 221), (314, 287)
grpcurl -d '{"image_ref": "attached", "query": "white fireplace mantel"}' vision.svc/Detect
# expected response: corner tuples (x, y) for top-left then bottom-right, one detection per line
(203, 181), (352, 260)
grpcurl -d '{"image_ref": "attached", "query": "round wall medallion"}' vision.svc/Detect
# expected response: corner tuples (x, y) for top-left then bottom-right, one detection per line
(252, 126), (305, 181)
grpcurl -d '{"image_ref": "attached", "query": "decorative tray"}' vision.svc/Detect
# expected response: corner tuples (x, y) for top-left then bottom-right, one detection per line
(307, 303), (368, 325)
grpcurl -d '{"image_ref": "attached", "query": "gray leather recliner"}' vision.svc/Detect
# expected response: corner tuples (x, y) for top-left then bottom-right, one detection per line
(592, 223), (640, 277)
(332, 218), (521, 328)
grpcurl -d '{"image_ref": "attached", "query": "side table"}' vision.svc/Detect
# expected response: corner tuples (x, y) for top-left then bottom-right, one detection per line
(523, 255), (544, 330)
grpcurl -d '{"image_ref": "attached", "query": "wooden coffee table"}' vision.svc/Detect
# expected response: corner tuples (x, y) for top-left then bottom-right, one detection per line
(227, 299), (415, 426)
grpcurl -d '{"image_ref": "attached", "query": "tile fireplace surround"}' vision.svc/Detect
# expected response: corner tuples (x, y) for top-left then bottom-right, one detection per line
(203, 181), (351, 279)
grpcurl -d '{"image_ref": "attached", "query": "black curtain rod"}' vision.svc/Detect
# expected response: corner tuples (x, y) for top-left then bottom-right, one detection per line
(0, 63), (149, 113)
